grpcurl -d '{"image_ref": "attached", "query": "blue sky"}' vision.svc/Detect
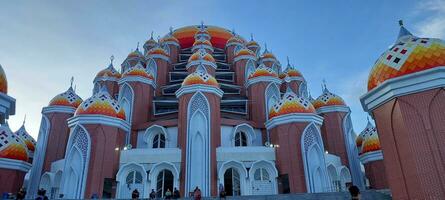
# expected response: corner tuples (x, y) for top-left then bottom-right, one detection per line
(1, 0), (444, 139)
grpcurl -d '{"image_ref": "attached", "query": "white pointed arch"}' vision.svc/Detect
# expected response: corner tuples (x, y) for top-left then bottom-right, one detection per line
(299, 81), (308, 98)
(26, 115), (51, 198)
(301, 123), (329, 193)
(149, 161), (180, 190)
(265, 82), (280, 120)
(119, 83), (135, 124)
(60, 125), (91, 199)
(146, 58), (158, 81)
(143, 125), (170, 148)
(245, 60), (256, 81)
(218, 160), (248, 195)
(339, 166), (352, 191)
(39, 172), (52, 194)
(186, 92), (211, 196)
(231, 123), (256, 147)
(116, 162), (148, 198)
(271, 63), (280, 74)
(249, 160), (279, 195)
(163, 43), (171, 55)
(343, 112), (365, 189)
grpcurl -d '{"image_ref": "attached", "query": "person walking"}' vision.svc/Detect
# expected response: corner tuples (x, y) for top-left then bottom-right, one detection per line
(193, 187), (201, 200)
(16, 188), (26, 200)
(149, 189), (156, 199)
(173, 188), (180, 199)
(348, 185), (361, 200)
(165, 188), (172, 199)
(131, 189), (140, 200)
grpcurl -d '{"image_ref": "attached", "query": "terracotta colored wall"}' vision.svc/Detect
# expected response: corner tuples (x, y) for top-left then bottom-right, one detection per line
(103, 81), (120, 98)
(42, 112), (73, 173)
(364, 160), (388, 189)
(372, 88), (445, 199)
(155, 59), (169, 96)
(247, 82), (269, 129)
(168, 45), (179, 64)
(128, 82), (154, 146)
(0, 168), (26, 194)
(270, 122), (309, 193)
(177, 92), (221, 197)
(83, 124), (126, 199)
(319, 112), (349, 166)
(226, 46), (235, 64)
(234, 59), (247, 90)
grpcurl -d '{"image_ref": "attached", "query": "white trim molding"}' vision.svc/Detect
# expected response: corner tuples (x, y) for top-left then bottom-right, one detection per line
(265, 113), (324, 130)
(245, 77), (282, 88)
(316, 105), (350, 114)
(146, 54), (171, 62)
(176, 85), (224, 98)
(67, 115), (130, 132)
(192, 45), (214, 53)
(0, 158), (32, 172)
(163, 41), (180, 47)
(361, 66), (445, 112)
(186, 60), (217, 70)
(93, 76), (119, 83)
(283, 76), (305, 83)
(359, 150), (383, 164)
(118, 77), (157, 88)
(234, 55), (256, 63)
(42, 106), (76, 114)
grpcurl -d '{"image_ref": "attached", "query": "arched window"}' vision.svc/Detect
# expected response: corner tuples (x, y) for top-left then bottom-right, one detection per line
(152, 133), (166, 148)
(156, 170), (174, 198)
(224, 168), (241, 196)
(126, 171), (143, 184)
(234, 131), (247, 147)
(254, 168), (270, 181)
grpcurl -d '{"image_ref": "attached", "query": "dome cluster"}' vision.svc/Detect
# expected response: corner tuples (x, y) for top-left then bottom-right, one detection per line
(367, 23), (445, 91)
(356, 121), (381, 155)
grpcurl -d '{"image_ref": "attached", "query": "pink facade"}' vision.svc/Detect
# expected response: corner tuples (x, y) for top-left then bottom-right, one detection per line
(0, 168), (26, 194)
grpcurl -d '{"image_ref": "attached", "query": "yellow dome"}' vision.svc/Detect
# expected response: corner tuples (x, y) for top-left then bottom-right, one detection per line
(147, 47), (170, 57)
(188, 49), (215, 63)
(95, 64), (122, 80)
(15, 125), (36, 153)
(182, 69), (219, 88)
(269, 89), (316, 119)
(312, 88), (346, 109)
(358, 121), (381, 155)
(48, 86), (83, 108)
(0, 124), (29, 162)
(122, 65), (155, 80)
(248, 66), (278, 79)
(75, 87), (126, 120)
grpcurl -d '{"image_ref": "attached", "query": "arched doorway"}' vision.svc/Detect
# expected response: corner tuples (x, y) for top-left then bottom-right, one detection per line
(252, 168), (274, 195)
(224, 168), (241, 196)
(120, 170), (144, 198)
(156, 170), (174, 198)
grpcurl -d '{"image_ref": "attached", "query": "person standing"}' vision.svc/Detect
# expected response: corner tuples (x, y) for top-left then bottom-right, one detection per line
(149, 189), (156, 199)
(131, 189), (140, 200)
(348, 185), (361, 200)
(173, 188), (180, 199)
(193, 187), (201, 200)
(165, 188), (172, 199)
(16, 188), (26, 200)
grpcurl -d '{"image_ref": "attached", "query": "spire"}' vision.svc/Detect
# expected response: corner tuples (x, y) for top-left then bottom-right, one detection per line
(397, 20), (414, 40)
(169, 27), (173, 35)
(286, 56), (292, 69)
(322, 79), (328, 92)
(70, 76), (74, 88)
(22, 114), (26, 126)
(150, 31), (154, 39)
(250, 33), (254, 41)
(108, 55), (115, 69)
(263, 43), (269, 53)
(136, 42), (140, 51)
(200, 20), (205, 30)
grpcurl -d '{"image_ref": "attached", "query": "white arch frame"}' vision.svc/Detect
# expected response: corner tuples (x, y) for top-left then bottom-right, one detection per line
(301, 123), (329, 193)
(60, 125), (91, 199)
(326, 163), (339, 192)
(339, 166), (352, 191)
(271, 63), (280, 74)
(52, 170), (63, 198)
(185, 92), (211, 196)
(249, 160), (278, 195)
(149, 162), (180, 192)
(298, 81), (308, 98)
(342, 112), (365, 189)
(245, 60), (256, 82)
(119, 83), (135, 126)
(265, 82), (280, 121)
(27, 115), (50, 198)
(143, 125), (170, 149)
(39, 172), (53, 195)
(146, 58), (158, 81)
(231, 123), (256, 147)
(218, 160), (248, 196)
(116, 162), (148, 199)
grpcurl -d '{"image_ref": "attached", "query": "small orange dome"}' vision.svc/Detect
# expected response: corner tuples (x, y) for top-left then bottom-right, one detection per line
(0, 64), (8, 94)
(193, 38), (212, 47)
(269, 89), (316, 119)
(0, 124), (29, 162)
(147, 47), (170, 57)
(182, 69), (219, 88)
(248, 65), (278, 79)
(95, 63), (122, 80)
(358, 121), (381, 155)
(122, 65), (155, 80)
(235, 48), (256, 58)
(281, 61), (303, 79)
(144, 34), (158, 49)
(226, 35), (244, 46)
(15, 125), (36, 153)
(188, 49), (215, 63)
(75, 87), (126, 120)
(127, 49), (144, 58)
(312, 88), (346, 109)
(368, 22), (445, 91)
(49, 86), (83, 108)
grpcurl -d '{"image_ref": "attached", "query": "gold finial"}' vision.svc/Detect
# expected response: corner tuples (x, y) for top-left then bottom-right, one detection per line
(110, 55), (114, 65)
(136, 42), (140, 50)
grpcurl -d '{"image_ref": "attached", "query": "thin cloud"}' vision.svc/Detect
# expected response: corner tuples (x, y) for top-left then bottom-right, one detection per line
(415, 0), (445, 38)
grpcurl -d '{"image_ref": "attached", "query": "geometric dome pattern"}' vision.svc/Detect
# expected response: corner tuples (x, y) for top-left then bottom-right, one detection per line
(182, 69), (219, 88)
(15, 125), (36, 153)
(280, 63), (303, 79)
(357, 121), (381, 155)
(269, 89), (316, 119)
(235, 48), (256, 58)
(75, 87), (126, 120)
(96, 64), (122, 80)
(312, 89), (346, 109)
(226, 35), (244, 46)
(368, 25), (445, 91)
(0, 64), (8, 94)
(122, 65), (155, 80)
(147, 47), (170, 57)
(48, 87), (83, 108)
(0, 125), (29, 162)
(248, 66), (278, 79)
(193, 38), (212, 47)
(127, 49), (144, 59)
(171, 25), (234, 49)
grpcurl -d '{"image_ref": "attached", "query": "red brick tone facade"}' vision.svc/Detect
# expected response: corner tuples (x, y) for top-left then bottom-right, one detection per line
(0, 168), (26, 194)
(364, 160), (388, 190)
(319, 112), (349, 166)
(372, 88), (445, 199)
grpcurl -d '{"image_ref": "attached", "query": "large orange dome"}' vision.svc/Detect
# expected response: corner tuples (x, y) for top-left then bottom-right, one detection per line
(75, 87), (126, 120)
(182, 69), (219, 88)
(48, 86), (83, 108)
(269, 89), (315, 119)
(0, 124), (29, 162)
(169, 25), (235, 49)
(15, 125), (36, 153)
(312, 88), (346, 109)
(357, 121), (381, 155)
(368, 22), (445, 91)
